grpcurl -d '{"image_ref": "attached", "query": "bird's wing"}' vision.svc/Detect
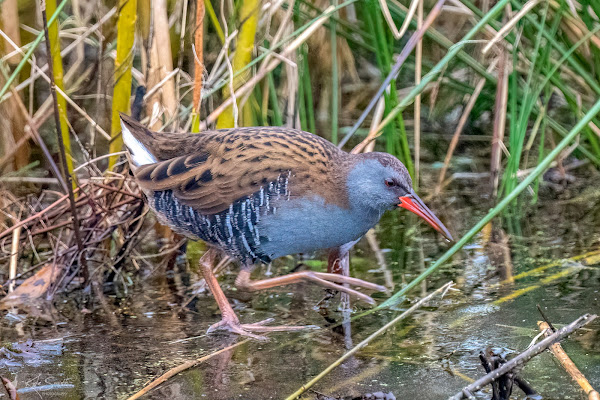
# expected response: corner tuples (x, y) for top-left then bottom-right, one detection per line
(133, 128), (342, 215)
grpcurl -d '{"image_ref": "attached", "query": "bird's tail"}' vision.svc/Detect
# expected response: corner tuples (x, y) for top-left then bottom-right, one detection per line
(119, 113), (157, 167)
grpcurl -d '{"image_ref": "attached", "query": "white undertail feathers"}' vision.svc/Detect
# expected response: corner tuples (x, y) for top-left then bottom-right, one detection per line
(120, 119), (157, 166)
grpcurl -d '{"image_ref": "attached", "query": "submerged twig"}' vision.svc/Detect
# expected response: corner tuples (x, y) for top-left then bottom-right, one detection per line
(448, 314), (597, 400)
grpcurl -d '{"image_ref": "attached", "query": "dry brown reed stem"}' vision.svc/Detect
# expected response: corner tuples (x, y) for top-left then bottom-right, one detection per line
(548, 0), (600, 52)
(0, 2), (27, 170)
(285, 282), (454, 400)
(193, 0), (205, 117)
(379, 0), (418, 39)
(146, 0), (177, 126)
(538, 321), (600, 400)
(435, 59), (498, 193)
(490, 49), (509, 196)
(201, 5), (335, 128)
(126, 338), (251, 400)
(449, 314), (598, 400)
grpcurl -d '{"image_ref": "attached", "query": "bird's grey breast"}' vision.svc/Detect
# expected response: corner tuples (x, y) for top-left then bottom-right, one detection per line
(257, 194), (381, 261)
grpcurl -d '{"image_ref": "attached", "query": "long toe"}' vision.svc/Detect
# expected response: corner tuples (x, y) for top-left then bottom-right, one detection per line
(314, 272), (387, 292)
(307, 275), (381, 305)
(207, 318), (318, 340)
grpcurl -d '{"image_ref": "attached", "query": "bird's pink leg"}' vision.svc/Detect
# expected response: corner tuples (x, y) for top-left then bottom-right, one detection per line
(235, 268), (385, 305)
(199, 249), (312, 339)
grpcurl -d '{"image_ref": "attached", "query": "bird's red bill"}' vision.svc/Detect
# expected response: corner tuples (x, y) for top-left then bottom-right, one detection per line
(399, 193), (453, 241)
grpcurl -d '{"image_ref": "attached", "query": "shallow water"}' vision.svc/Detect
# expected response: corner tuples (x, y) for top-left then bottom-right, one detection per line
(1, 174), (599, 399)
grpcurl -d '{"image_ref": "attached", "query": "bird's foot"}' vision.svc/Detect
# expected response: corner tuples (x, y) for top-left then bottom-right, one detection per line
(207, 317), (318, 340)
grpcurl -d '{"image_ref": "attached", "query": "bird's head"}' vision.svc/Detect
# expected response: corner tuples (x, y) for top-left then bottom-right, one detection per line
(347, 152), (453, 241)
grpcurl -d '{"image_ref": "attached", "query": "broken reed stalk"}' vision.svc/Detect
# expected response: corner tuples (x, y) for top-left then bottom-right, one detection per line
(337, 0), (446, 148)
(40, 0), (89, 283)
(126, 338), (251, 400)
(449, 314), (597, 400)
(191, 0), (205, 132)
(284, 282), (454, 400)
(538, 321), (600, 400)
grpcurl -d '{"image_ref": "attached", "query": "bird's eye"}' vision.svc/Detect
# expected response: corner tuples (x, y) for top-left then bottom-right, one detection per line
(385, 179), (395, 187)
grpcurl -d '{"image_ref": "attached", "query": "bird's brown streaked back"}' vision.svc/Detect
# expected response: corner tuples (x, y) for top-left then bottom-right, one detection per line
(121, 115), (352, 215)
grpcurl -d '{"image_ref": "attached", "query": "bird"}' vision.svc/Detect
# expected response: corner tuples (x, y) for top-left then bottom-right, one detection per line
(120, 114), (452, 338)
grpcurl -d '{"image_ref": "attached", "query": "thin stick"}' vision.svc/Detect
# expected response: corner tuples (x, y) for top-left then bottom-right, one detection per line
(448, 314), (597, 400)
(285, 282), (453, 400)
(126, 339), (251, 400)
(40, 0), (89, 282)
(414, 0), (423, 187)
(8, 227), (21, 292)
(538, 321), (600, 400)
